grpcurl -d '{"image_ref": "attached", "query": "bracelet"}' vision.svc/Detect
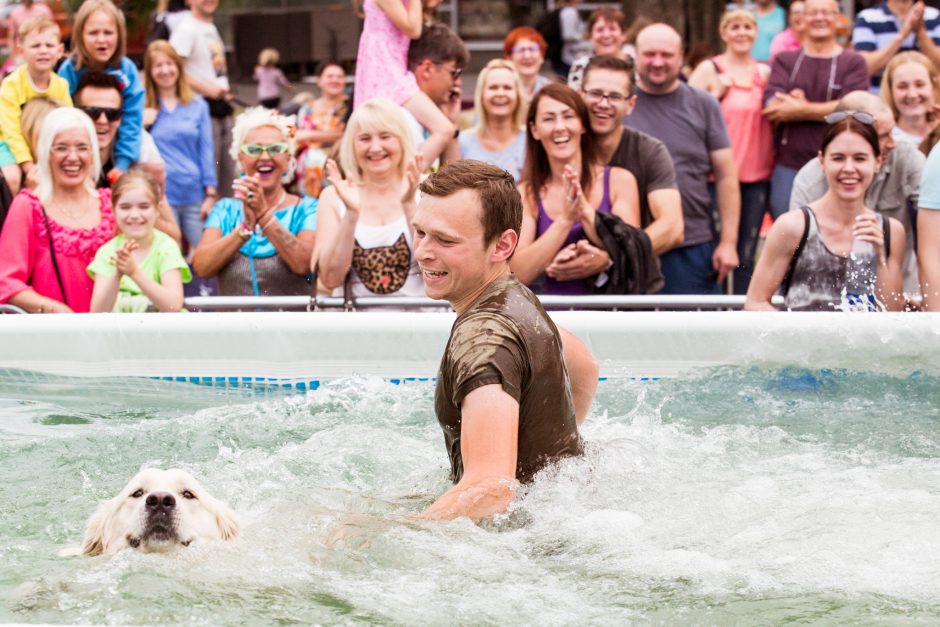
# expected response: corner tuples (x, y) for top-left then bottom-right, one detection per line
(236, 223), (252, 240)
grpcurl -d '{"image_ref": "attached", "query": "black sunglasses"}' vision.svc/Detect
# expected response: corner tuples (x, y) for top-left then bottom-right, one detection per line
(79, 106), (123, 122)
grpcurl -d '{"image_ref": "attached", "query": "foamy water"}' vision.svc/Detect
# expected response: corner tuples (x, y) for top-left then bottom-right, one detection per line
(1, 369), (939, 624)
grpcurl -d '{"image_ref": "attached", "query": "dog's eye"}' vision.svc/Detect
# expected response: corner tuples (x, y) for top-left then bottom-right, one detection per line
(131, 489), (144, 498)
(182, 490), (196, 500)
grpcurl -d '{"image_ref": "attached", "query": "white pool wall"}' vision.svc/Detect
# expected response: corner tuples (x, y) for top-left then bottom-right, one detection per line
(0, 312), (938, 380)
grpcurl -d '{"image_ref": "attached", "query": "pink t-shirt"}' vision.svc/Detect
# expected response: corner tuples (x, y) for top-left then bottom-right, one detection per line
(9, 3), (53, 47)
(769, 28), (801, 62)
(253, 66), (289, 101)
(0, 188), (114, 313)
(713, 56), (774, 183)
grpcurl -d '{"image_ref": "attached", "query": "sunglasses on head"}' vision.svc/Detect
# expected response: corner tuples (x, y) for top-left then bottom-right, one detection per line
(824, 110), (875, 126)
(239, 142), (290, 157)
(79, 106), (122, 122)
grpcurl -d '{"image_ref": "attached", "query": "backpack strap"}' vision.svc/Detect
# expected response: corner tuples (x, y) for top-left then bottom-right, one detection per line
(781, 206), (811, 297)
(882, 215), (891, 260)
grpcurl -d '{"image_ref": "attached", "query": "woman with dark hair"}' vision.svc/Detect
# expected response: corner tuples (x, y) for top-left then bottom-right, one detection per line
(745, 113), (905, 311)
(512, 83), (639, 295)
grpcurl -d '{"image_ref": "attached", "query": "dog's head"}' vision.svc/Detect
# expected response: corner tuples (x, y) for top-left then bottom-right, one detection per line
(81, 468), (240, 556)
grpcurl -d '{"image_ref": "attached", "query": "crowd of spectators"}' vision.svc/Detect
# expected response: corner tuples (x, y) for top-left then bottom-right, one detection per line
(1, 0), (940, 313)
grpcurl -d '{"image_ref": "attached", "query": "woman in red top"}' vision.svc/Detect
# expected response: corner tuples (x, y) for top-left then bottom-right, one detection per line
(0, 108), (114, 313)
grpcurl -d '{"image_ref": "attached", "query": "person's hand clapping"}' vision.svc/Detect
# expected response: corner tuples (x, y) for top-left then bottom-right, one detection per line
(561, 164), (587, 226)
(112, 240), (139, 278)
(325, 158), (361, 215)
(401, 154), (425, 205)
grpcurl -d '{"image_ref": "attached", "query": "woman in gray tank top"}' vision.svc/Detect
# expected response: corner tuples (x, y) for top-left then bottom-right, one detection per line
(745, 112), (905, 311)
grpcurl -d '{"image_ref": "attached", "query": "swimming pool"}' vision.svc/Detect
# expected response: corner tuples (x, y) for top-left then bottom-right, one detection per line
(1, 313), (939, 623)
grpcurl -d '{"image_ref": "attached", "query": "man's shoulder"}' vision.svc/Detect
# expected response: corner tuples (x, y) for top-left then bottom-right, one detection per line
(615, 126), (670, 160)
(854, 4), (891, 24)
(888, 140), (927, 173)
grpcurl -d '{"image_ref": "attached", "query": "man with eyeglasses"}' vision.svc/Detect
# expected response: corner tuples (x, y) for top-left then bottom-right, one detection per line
(625, 23), (740, 296)
(404, 23), (469, 165)
(852, 0), (940, 92)
(763, 0), (869, 219)
(789, 90), (925, 301)
(579, 55), (683, 259)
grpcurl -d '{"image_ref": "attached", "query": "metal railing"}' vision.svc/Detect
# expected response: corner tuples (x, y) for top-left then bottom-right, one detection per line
(0, 295), (786, 314)
(181, 294), (786, 312)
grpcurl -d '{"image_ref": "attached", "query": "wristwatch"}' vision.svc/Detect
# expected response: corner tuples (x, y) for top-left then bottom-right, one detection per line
(236, 223), (252, 240)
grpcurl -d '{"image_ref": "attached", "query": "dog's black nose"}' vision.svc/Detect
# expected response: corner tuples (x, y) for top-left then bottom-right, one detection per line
(145, 492), (176, 511)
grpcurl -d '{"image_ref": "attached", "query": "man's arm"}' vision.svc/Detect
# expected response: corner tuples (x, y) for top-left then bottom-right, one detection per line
(710, 147), (741, 282)
(557, 326), (597, 426)
(645, 188), (684, 255)
(854, 4), (922, 76)
(420, 384), (520, 522)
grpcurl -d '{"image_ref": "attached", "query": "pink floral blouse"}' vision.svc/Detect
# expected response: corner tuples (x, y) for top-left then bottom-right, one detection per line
(0, 188), (114, 312)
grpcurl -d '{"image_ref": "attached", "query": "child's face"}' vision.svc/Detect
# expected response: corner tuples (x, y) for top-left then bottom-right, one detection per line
(83, 10), (118, 67)
(18, 28), (62, 73)
(114, 184), (158, 241)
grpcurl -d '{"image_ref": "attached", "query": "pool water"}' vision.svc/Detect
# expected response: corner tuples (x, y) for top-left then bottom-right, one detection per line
(1, 368), (939, 624)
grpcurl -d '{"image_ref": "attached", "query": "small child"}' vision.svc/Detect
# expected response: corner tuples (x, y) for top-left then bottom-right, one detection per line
(352, 0), (455, 166)
(254, 48), (291, 110)
(0, 17), (72, 194)
(88, 170), (190, 312)
(58, 0), (145, 182)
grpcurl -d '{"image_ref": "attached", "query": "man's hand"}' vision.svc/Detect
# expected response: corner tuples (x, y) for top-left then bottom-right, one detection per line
(762, 90), (808, 123)
(712, 240), (739, 284)
(903, 1), (925, 36)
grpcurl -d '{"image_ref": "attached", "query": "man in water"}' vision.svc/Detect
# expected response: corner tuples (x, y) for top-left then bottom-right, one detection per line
(411, 160), (597, 521)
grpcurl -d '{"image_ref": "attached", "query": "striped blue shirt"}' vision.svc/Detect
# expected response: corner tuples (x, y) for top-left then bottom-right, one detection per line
(853, 2), (940, 89)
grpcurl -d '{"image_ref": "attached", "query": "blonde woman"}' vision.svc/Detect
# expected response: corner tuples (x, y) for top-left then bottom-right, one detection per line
(458, 59), (527, 181)
(880, 51), (940, 154)
(314, 97), (424, 303)
(689, 9), (774, 294)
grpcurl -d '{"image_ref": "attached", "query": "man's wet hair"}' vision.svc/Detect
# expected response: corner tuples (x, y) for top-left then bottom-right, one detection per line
(75, 71), (124, 105)
(419, 160), (522, 251)
(582, 55), (636, 97)
(407, 23), (470, 71)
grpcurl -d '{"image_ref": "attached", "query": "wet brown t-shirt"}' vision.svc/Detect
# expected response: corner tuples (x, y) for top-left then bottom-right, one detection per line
(435, 274), (583, 484)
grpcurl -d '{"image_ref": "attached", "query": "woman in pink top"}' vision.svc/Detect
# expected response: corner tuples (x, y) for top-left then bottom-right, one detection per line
(769, 1), (806, 62)
(352, 0), (454, 167)
(689, 9), (774, 294)
(0, 108), (114, 313)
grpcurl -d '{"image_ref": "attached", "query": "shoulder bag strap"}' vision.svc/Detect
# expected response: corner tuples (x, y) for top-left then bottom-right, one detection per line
(39, 207), (68, 305)
(781, 206), (811, 297)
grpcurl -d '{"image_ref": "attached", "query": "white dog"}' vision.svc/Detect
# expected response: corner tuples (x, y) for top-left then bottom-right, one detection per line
(75, 468), (240, 556)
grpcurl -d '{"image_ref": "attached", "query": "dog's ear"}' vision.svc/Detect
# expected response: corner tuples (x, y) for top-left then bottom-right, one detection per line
(212, 500), (240, 541)
(81, 499), (115, 556)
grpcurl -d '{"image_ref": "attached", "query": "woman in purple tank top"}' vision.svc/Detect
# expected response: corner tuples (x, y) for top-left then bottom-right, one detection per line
(512, 83), (640, 295)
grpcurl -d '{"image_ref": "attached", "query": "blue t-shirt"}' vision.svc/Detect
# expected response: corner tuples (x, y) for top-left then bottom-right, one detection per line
(150, 96), (216, 206)
(204, 196), (318, 257)
(920, 142), (940, 211)
(58, 56), (145, 172)
(753, 5), (786, 62)
(458, 129), (526, 182)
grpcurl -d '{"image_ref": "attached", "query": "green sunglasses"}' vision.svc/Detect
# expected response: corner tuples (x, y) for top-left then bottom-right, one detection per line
(239, 142), (290, 157)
